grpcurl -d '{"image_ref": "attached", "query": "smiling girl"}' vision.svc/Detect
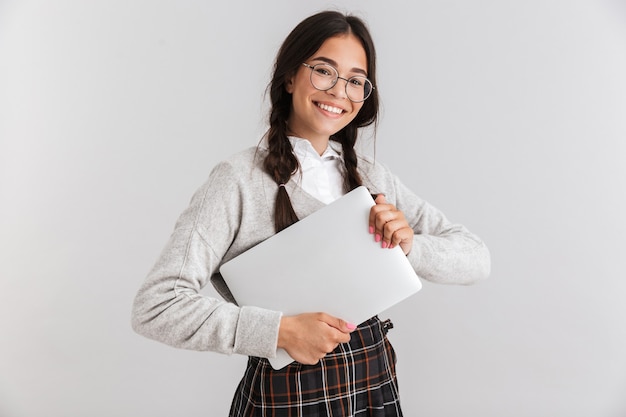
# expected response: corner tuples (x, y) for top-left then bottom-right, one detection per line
(132, 10), (490, 416)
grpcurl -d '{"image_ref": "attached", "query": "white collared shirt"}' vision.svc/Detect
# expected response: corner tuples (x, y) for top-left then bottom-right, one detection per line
(288, 136), (345, 204)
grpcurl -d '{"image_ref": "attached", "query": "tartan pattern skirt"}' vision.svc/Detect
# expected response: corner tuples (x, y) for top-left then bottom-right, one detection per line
(228, 316), (402, 417)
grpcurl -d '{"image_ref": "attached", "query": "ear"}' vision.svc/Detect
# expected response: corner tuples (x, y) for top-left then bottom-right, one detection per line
(285, 74), (295, 94)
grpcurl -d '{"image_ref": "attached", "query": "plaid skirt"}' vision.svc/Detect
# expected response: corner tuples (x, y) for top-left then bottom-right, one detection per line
(228, 316), (402, 417)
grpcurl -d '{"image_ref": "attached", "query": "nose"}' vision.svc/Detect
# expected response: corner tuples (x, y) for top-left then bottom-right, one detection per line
(327, 77), (348, 99)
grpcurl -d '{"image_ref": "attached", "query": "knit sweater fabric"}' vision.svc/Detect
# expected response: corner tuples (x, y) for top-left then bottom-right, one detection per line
(131, 144), (491, 359)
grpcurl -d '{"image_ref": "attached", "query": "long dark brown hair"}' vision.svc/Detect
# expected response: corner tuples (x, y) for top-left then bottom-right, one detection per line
(264, 11), (379, 232)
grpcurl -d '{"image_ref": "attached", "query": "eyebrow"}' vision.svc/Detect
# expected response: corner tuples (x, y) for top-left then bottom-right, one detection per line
(310, 56), (368, 77)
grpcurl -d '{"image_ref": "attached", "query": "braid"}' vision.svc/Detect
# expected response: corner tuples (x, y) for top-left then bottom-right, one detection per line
(263, 99), (300, 232)
(332, 125), (363, 193)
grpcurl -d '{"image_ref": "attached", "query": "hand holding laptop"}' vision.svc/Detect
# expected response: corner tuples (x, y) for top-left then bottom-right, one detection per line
(369, 193), (415, 255)
(277, 312), (356, 365)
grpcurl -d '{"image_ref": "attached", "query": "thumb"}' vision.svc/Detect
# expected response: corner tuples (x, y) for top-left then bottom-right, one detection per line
(322, 314), (357, 333)
(374, 193), (387, 204)
(341, 319), (357, 332)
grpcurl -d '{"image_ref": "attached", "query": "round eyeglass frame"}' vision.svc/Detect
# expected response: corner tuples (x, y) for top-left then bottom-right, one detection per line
(301, 62), (374, 103)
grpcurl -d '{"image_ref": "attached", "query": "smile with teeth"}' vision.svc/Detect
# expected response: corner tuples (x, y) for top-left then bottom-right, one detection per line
(316, 102), (344, 114)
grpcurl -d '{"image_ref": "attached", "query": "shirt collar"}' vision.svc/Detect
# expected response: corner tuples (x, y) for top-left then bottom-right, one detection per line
(287, 136), (343, 163)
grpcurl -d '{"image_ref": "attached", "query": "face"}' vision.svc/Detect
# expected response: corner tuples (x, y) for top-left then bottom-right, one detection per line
(286, 34), (368, 149)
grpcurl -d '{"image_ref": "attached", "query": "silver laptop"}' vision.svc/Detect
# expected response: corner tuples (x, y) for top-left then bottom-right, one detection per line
(219, 186), (422, 369)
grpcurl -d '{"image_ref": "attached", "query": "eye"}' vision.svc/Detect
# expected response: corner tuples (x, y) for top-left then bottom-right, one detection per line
(314, 67), (333, 77)
(348, 78), (364, 87)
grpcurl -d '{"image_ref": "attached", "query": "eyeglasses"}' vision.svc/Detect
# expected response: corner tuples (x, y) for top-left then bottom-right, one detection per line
(302, 62), (374, 103)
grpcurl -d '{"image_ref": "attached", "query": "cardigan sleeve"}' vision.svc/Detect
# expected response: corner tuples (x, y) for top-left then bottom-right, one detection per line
(130, 160), (282, 358)
(363, 160), (491, 285)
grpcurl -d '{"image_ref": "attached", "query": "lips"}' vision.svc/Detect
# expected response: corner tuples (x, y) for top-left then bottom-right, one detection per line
(316, 102), (344, 115)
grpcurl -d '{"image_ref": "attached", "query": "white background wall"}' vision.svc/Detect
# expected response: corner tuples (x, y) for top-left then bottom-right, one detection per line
(1, 1), (625, 416)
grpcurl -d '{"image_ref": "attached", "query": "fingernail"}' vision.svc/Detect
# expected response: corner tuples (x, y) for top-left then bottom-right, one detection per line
(369, 226), (374, 234)
(382, 241), (388, 248)
(375, 234), (381, 242)
(347, 323), (357, 330)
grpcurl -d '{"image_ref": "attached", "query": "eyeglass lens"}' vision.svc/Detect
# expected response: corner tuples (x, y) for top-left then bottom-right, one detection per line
(309, 63), (372, 102)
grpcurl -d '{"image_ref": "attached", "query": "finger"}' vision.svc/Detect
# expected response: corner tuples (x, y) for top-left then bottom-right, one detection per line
(373, 209), (397, 243)
(385, 224), (413, 248)
(318, 313), (357, 334)
(382, 218), (407, 244)
(316, 317), (351, 346)
(321, 341), (341, 354)
(369, 194), (388, 233)
(329, 329), (352, 345)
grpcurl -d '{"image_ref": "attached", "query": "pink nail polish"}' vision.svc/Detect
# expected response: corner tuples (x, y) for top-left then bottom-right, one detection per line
(375, 234), (381, 242)
(369, 226), (374, 234)
(382, 241), (388, 248)
(346, 323), (357, 330)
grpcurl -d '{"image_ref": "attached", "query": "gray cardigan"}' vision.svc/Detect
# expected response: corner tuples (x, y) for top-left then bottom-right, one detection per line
(131, 145), (491, 359)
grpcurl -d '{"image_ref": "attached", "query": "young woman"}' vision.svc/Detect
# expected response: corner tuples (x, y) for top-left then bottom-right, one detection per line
(132, 10), (490, 416)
